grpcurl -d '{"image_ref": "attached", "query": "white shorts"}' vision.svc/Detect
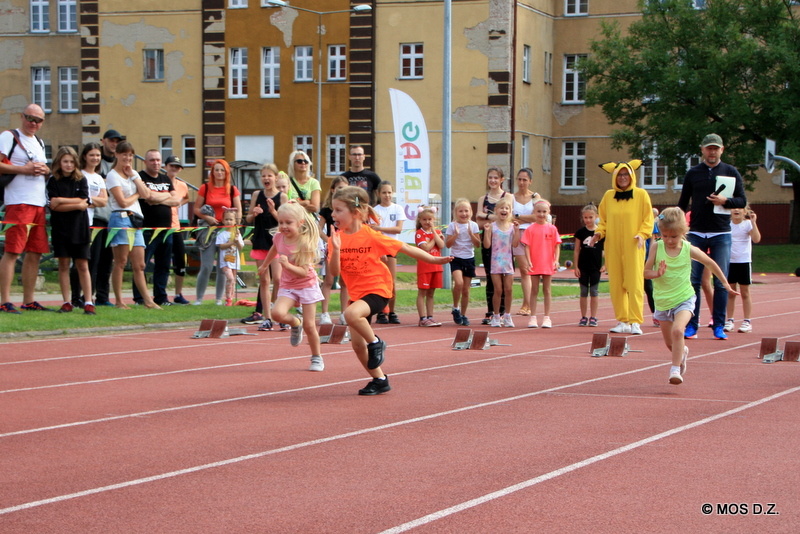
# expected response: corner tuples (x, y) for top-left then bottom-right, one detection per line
(278, 284), (324, 305)
(653, 295), (696, 323)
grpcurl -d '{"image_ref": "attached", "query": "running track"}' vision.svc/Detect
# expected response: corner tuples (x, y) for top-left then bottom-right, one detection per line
(1, 274), (798, 533)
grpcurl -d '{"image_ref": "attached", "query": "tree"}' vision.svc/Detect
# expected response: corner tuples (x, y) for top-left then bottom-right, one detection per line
(581, 0), (800, 242)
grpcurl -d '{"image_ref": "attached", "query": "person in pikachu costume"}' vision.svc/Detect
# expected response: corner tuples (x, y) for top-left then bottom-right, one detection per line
(591, 160), (654, 334)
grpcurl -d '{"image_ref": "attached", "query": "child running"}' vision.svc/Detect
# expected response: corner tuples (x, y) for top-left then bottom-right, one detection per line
(725, 206), (761, 333)
(645, 207), (738, 385)
(445, 198), (481, 326)
(414, 207), (444, 327)
(258, 201), (325, 371)
(216, 208), (245, 306)
(521, 199), (562, 328)
(329, 186), (452, 395)
(482, 196), (519, 327)
(318, 176), (350, 326)
(46, 146), (95, 315)
(371, 180), (406, 324)
(573, 203), (603, 327)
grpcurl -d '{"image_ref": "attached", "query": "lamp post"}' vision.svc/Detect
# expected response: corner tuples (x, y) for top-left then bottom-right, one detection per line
(267, 1), (372, 177)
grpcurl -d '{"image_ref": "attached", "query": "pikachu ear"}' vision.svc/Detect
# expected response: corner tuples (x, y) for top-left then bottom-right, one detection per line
(627, 159), (642, 171)
(599, 162), (618, 174)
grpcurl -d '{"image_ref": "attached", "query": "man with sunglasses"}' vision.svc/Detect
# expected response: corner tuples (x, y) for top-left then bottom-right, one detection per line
(0, 104), (50, 313)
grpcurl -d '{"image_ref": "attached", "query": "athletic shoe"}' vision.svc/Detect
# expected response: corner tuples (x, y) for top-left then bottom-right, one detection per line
(83, 304), (96, 316)
(71, 297), (85, 309)
(489, 314), (501, 327)
(21, 301), (50, 311)
(713, 326), (728, 340)
(155, 301), (173, 307)
(578, 316), (589, 327)
(527, 316), (538, 328)
(541, 316), (552, 329)
(320, 312), (332, 325)
(419, 317), (441, 327)
(290, 323), (304, 346)
(309, 355), (324, 372)
(418, 318), (430, 327)
(451, 308), (462, 324)
(723, 318), (735, 332)
(96, 301), (115, 307)
(502, 314), (515, 328)
(588, 317), (598, 327)
(738, 320), (752, 333)
(684, 324), (698, 339)
(173, 294), (190, 305)
(652, 319), (661, 328)
(358, 375), (391, 396)
(192, 300), (203, 306)
(258, 318), (273, 331)
(215, 299), (223, 306)
(0, 302), (21, 314)
(241, 312), (264, 325)
(630, 323), (643, 335)
(278, 323), (289, 331)
(680, 346), (688, 376)
(376, 312), (389, 324)
(669, 369), (683, 385)
(610, 322), (630, 334)
(367, 337), (386, 369)
(338, 313), (347, 325)
(57, 302), (74, 313)
(481, 313), (492, 325)
(388, 312), (401, 324)
(459, 315), (471, 326)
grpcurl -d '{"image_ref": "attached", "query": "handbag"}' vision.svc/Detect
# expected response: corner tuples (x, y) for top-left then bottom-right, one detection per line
(129, 212), (145, 229)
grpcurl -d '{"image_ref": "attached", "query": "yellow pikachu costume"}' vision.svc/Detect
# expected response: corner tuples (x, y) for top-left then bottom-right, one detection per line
(595, 160), (654, 326)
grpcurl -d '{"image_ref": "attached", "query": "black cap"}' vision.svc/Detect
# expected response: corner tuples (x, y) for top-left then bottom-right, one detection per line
(164, 155), (183, 168)
(102, 129), (126, 141)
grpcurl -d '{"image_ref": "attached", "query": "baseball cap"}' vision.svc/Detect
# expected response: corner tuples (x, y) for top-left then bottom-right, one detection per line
(701, 133), (723, 148)
(165, 155), (183, 168)
(102, 129), (126, 141)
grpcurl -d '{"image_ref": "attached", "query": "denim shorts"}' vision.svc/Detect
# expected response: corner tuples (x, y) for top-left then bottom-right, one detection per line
(109, 211), (145, 248)
(653, 295), (697, 323)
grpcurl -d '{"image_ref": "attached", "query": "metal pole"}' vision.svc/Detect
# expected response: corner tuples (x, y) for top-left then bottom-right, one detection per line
(317, 12), (323, 178)
(442, 0), (452, 289)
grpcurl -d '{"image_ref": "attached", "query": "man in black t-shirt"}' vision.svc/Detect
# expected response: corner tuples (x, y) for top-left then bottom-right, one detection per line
(341, 145), (381, 205)
(133, 150), (179, 306)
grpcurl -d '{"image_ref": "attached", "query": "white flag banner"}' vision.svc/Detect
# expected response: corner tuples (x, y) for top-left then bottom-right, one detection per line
(389, 88), (430, 243)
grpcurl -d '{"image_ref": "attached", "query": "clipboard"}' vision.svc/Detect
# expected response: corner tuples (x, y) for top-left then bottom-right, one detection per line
(713, 176), (736, 215)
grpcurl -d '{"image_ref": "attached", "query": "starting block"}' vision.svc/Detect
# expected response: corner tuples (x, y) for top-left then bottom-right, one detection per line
(452, 328), (473, 350)
(451, 328), (510, 350)
(318, 323), (350, 344)
(590, 334), (641, 357)
(759, 338), (800, 363)
(192, 319), (256, 338)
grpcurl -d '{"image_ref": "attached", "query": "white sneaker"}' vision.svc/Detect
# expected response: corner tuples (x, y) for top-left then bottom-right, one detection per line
(489, 314), (501, 327)
(723, 319), (735, 332)
(527, 316), (538, 328)
(610, 322), (630, 333)
(215, 299), (223, 306)
(541, 316), (552, 328)
(309, 355), (324, 372)
(738, 320), (752, 333)
(502, 314), (515, 328)
(320, 312), (332, 325)
(630, 323), (643, 335)
(338, 313), (347, 325)
(669, 369), (683, 385)
(192, 300), (203, 306)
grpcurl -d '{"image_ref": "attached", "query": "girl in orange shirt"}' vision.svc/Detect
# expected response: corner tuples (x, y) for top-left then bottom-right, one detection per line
(329, 186), (452, 395)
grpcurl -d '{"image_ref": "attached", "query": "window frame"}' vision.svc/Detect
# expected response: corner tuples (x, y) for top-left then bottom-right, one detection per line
(542, 138), (552, 174)
(563, 54), (587, 104)
(565, 0), (589, 16)
(143, 49), (165, 82)
(229, 0), (248, 7)
(639, 142), (668, 189)
(159, 136), (173, 161)
(327, 135), (347, 176)
(295, 136), (313, 164)
(399, 43), (424, 80)
(57, 0), (77, 33)
(522, 45), (531, 84)
(561, 141), (586, 189)
(328, 44), (347, 82)
(31, 66), (52, 113)
(294, 46), (313, 82)
(31, 0), (50, 33)
(521, 135), (530, 169)
(229, 47), (249, 98)
(261, 46), (280, 98)
(182, 136), (197, 167)
(58, 66), (79, 113)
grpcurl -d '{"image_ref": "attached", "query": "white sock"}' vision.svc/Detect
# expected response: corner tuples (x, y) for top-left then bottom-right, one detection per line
(670, 365), (681, 375)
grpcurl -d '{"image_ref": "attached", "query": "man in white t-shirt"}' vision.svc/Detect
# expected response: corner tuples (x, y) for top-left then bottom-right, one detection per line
(0, 104), (50, 313)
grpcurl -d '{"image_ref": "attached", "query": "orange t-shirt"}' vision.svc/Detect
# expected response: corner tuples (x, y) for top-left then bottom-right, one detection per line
(330, 225), (405, 301)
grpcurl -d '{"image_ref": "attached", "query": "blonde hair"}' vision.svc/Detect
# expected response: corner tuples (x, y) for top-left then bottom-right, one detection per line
(288, 150), (313, 179)
(273, 201), (321, 267)
(260, 162), (280, 176)
(581, 203), (598, 216)
(494, 196), (514, 221)
(657, 207), (688, 235)
(333, 185), (379, 224)
(415, 207), (437, 230)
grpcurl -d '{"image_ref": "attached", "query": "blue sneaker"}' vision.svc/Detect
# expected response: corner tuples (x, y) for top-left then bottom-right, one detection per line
(713, 325), (728, 340)
(451, 307), (461, 324)
(684, 324), (698, 339)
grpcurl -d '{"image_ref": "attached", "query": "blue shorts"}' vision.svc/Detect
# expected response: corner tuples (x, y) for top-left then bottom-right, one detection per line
(653, 295), (697, 323)
(109, 211), (145, 248)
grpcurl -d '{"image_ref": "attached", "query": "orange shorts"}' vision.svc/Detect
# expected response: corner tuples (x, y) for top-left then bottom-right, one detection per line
(3, 204), (49, 254)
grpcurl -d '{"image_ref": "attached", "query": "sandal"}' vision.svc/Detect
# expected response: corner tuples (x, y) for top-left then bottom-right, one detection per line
(517, 306), (531, 316)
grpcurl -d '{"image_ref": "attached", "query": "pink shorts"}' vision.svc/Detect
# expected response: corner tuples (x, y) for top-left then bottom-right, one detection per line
(250, 249), (268, 261)
(3, 204), (49, 254)
(417, 271), (443, 290)
(277, 285), (324, 305)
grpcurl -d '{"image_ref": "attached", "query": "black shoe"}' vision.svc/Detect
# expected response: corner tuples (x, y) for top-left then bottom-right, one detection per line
(241, 312), (264, 325)
(481, 313), (492, 325)
(388, 312), (400, 324)
(451, 308), (461, 324)
(376, 313), (389, 324)
(367, 337), (386, 369)
(459, 315), (471, 326)
(358, 375), (391, 396)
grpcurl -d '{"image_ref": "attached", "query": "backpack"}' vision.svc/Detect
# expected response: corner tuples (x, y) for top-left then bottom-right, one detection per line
(0, 129), (45, 204)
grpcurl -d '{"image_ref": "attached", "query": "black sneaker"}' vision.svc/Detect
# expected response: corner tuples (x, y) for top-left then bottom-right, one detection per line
(173, 294), (190, 305)
(376, 313), (388, 324)
(241, 312), (264, 325)
(459, 315), (471, 326)
(0, 302), (22, 314)
(481, 313), (492, 325)
(358, 375), (391, 396)
(367, 337), (386, 369)
(21, 301), (51, 311)
(388, 312), (400, 324)
(451, 308), (461, 324)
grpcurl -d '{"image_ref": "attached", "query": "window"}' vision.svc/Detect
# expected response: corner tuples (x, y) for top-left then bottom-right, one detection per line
(521, 135), (530, 169)
(295, 136), (313, 163)
(640, 142), (667, 188)
(328, 45), (347, 81)
(400, 43), (424, 79)
(563, 54), (586, 103)
(780, 170), (792, 187)
(229, 48), (248, 97)
(562, 141), (586, 188)
(692, 0), (706, 9)
(542, 138), (552, 173)
(144, 49), (164, 81)
(31, 67), (51, 113)
(565, 0), (588, 16)
(327, 135), (347, 175)
(159, 137), (173, 161)
(229, 0), (247, 7)
(31, 0), (50, 32)
(261, 46), (280, 97)
(294, 46), (313, 82)
(182, 136), (196, 167)
(522, 45), (531, 84)
(57, 0), (77, 32)
(676, 156), (701, 188)
(544, 52), (553, 85)
(58, 67), (78, 113)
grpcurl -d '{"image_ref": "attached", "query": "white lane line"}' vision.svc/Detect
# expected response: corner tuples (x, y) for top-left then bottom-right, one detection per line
(379, 384), (800, 534)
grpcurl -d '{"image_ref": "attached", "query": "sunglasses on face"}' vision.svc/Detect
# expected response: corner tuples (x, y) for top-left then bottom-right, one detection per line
(23, 114), (44, 124)
(295, 159), (309, 164)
